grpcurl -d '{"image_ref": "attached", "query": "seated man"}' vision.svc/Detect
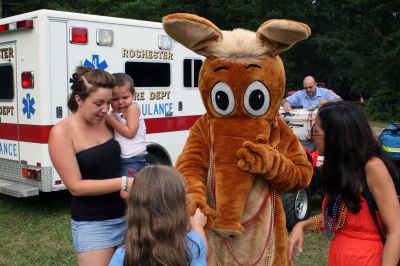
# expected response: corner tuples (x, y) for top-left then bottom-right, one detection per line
(282, 76), (342, 112)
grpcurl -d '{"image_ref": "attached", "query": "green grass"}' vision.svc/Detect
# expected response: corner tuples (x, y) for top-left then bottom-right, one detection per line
(0, 190), (75, 266)
(0, 191), (331, 266)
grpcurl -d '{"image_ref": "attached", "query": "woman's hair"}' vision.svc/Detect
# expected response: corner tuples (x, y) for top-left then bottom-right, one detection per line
(123, 165), (192, 266)
(113, 73), (135, 94)
(318, 101), (395, 212)
(67, 66), (115, 112)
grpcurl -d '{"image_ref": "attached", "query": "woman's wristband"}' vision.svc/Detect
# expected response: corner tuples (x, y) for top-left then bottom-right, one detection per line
(121, 176), (128, 191)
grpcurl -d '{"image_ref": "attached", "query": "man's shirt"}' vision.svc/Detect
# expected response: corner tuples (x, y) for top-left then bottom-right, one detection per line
(285, 87), (341, 108)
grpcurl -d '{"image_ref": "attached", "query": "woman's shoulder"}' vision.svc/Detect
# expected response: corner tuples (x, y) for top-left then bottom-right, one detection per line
(366, 157), (386, 171)
(50, 117), (72, 138)
(365, 157), (391, 184)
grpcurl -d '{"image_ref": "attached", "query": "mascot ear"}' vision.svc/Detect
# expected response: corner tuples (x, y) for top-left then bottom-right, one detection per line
(256, 19), (311, 56)
(162, 13), (223, 57)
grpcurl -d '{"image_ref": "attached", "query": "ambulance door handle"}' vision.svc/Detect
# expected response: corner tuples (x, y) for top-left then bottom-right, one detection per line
(178, 101), (183, 111)
(56, 106), (63, 118)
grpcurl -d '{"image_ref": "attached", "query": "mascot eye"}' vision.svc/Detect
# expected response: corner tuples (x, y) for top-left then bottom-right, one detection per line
(243, 81), (270, 117)
(211, 82), (235, 116)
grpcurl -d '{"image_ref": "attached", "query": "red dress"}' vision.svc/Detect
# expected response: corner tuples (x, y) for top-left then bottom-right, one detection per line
(328, 196), (385, 266)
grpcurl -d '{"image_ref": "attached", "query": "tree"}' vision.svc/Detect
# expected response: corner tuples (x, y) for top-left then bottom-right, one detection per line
(3, 0), (399, 119)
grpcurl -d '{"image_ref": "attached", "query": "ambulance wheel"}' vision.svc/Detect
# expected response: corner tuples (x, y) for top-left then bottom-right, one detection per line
(283, 188), (312, 231)
(145, 153), (170, 166)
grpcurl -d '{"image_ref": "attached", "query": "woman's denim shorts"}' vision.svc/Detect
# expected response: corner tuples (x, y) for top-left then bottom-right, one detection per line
(71, 216), (127, 253)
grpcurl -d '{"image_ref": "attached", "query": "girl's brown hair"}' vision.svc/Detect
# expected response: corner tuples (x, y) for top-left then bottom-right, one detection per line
(124, 165), (192, 266)
(67, 66), (115, 112)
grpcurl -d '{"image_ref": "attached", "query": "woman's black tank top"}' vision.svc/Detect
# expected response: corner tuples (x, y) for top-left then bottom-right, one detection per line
(71, 138), (125, 221)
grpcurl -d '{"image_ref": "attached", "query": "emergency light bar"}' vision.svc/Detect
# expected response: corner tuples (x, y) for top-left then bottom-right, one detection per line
(21, 71), (34, 88)
(0, 19), (33, 33)
(0, 24), (8, 32)
(158, 35), (172, 50)
(97, 29), (114, 46)
(70, 27), (88, 44)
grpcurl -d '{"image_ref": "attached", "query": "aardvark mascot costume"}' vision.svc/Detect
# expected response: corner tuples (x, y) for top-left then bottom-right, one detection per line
(163, 13), (313, 265)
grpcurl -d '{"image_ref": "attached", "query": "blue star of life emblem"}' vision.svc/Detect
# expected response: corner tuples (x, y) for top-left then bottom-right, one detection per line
(22, 93), (35, 119)
(83, 54), (108, 69)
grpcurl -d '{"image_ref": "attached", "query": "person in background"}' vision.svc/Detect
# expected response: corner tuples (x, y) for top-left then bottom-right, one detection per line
(48, 66), (133, 266)
(288, 102), (400, 266)
(106, 73), (147, 177)
(109, 165), (207, 266)
(282, 76), (342, 112)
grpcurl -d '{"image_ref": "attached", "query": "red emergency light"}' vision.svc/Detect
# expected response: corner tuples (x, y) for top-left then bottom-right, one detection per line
(17, 20), (34, 29)
(0, 24), (9, 32)
(0, 20), (33, 34)
(21, 71), (34, 88)
(70, 27), (88, 44)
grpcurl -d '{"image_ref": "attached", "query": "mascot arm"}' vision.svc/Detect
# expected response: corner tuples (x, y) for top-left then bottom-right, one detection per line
(176, 115), (216, 222)
(237, 118), (313, 192)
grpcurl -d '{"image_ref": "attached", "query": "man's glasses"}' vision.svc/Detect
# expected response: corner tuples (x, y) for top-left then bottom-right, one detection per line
(304, 86), (314, 89)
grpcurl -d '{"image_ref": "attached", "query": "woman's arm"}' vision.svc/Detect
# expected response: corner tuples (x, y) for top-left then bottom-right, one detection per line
(48, 123), (126, 196)
(288, 214), (322, 260)
(366, 157), (400, 266)
(106, 104), (140, 139)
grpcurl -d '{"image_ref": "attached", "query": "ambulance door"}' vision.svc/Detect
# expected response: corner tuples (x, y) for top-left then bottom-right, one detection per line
(172, 49), (205, 163)
(49, 20), (68, 122)
(0, 43), (19, 162)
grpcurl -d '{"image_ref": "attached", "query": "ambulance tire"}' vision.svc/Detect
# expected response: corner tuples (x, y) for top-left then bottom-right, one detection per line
(145, 153), (168, 166)
(283, 187), (312, 231)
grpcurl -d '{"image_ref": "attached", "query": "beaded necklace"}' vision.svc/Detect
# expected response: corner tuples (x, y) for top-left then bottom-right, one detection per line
(322, 194), (348, 236)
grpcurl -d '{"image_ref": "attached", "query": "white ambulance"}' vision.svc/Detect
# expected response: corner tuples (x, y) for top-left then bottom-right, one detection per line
(0, 9), (204, 197)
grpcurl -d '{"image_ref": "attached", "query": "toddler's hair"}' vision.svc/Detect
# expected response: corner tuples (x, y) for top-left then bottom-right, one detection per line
(113, 73), (135, 94)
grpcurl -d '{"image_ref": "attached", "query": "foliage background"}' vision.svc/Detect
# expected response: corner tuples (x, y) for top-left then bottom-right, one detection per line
(1, 0), (399, 120)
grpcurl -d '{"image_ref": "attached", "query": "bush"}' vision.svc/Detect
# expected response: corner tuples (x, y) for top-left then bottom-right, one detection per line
(365, 87), (400, 122)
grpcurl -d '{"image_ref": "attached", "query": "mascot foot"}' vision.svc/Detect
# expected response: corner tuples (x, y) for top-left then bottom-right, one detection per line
(213, 220), (244, 238)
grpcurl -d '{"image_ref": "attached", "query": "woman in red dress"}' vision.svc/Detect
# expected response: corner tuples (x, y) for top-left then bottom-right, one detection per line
(288, 102), (400, 265)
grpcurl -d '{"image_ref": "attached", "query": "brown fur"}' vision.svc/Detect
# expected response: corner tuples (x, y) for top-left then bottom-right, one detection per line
(166, 13), (313, 265)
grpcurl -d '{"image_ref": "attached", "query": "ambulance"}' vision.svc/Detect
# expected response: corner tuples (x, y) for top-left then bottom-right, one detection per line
(0, 9), (205, 197)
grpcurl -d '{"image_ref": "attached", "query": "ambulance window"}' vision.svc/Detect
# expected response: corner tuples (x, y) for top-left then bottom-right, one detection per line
(183, 59), (191, 87)
(125, 62), (170, 87)
(0, 65), (14, 100)
(194, 60), (202, 87)
(183, 59), (202, 88)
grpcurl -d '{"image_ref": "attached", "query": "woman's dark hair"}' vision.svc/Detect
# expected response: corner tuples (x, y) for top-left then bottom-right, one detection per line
(318, 101), (396, 212)
(67, 66), (115, 112)
(113, 73), (135, 94)
(124, 165), (197, 266)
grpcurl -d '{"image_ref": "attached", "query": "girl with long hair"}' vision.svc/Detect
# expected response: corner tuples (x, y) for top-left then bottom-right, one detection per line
(288, 102), (400, 265)
(109, 165), (207, 266)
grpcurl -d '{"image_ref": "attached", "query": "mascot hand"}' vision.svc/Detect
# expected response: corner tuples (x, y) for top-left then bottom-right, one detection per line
(187, 192), (216, 228)
(237, 134), (281, 177)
